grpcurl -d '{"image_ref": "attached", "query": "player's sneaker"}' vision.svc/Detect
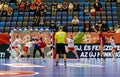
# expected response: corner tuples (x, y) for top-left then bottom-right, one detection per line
(14, 57), (19, 62)
(112, 58), (116, 62)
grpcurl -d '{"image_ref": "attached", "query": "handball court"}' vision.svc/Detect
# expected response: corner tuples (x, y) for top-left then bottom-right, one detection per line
(0, 58), (120, 77)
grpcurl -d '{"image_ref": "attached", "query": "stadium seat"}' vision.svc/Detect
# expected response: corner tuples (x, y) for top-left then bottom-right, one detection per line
(79, 26), (84, 32)
(85, 16), (90, 21)
(9, 3), (15, 8)
(6, 22), (11, 27)
(79, 21), (84, 26)
(45, 16), (51, 21)
(62, 12), (67, 16)
(73, 26), (79, 32)
(17, 22), (22, 27)
(96, 16), (101, 21)
(100, 2), (105, 7)
(68, 16), (73, 21)
(30, 12), (35, 16)
(18, 17), (23, 22)
(0, 22), (5, 27)
(12, 17), (17, 22)
(28, 22), (34, 26)
(56, 16), (61, 21)
(79, 16), (84, 21)
(107, 12), (112, 16)
(23, 22), (28, 27)
(67, 26), (72, 32)
(112, 12), (117, 16)
(62, 21), (67, 26)
(62, 16), (67, 21)
(1, 17), (6, 22)
(84, 2), (90, 7)
(24, 12), (29, 16)
(0, 27), (4, 33)
(7, 17), (12, 22)
(112, 7), (117, 12)
(79, 12), (84, 16)
(90, 21), (95, 26)
(11, 22), (16, 27)
(107, 21), (113, 27)
(13, 12), (18, 17)
(24, 17), (29, 22)
(113, 16), (118, 21)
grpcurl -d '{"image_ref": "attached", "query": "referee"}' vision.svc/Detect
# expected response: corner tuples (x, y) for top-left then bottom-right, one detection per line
(55, 26), (67, 67)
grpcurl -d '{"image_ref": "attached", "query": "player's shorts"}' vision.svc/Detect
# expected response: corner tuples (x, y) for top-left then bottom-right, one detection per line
(56, 43), (66, 54)
(67, 47), (75, 51)
(39, 43), (46, 48)
(12, 46), (18, 49)
(23, 46), (29, 52)
(112, 47), (117, 51)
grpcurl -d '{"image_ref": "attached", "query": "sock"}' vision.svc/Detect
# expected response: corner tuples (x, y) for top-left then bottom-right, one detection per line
(75, 54), (79, 59)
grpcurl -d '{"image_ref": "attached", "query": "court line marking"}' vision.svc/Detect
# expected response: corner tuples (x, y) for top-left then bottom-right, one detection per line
(59, 63), (104, 67)
(3, 63), (45, 68)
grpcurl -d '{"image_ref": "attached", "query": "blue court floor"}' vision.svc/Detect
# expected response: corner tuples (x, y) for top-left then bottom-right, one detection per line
(0, 58), (120, 77)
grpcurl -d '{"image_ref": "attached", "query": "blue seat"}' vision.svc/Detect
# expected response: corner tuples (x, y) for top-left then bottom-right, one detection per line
(79, 21), (84, 26)
(79, 16), (84, 21)
(113, 21), (118, 26)
(18, 17), (23, 22)
(62, 12), (67, 16)
(107, 12), (112, 16)
(46, 12), (51, 16)
(0, 27), (4, 33)
(96, 16), (101, 21)
(68, 16), (73, 21)
(7, 17), (12, 22)
(112, 12), (117, 16)
(107, 7), (111, 12)
(111, 2), (116, 6)
(6, 22), (11, 27)
(19, 12), (24, 15)
(56, 16), (61, 21)
(9, 3), (15, 8)
(24, 12), (29, 16)
(0, 22), (5, 27)
(100, 2), (105, 7)
(79, 0), (83, 2)
(79, 26), (84, 32)
(79, 12), (84, 16)
(13, 12), (18, 17)
(84, 2), (89, 7)
(107, 21), (113, 27)
(79, 7), (83, 11)
(67, 26), (72, 32)
(30, 12), (35, 16)
(45, 16), (51, 21)
(57, 12), (62, 16)
(62, 21), (67, 26)
(28, 22), (34, 26)
(62, 17), (67, 21)
(11, 22), (16, 27)
(79, 3), (83, 7)
(112, 7), (117, 12)
(113, 16), (118, 21)
(85, 16), (89, 21)
(90, 21), (95, 26)
(51, 16), (56, 21)
(13, 17), (17, 22)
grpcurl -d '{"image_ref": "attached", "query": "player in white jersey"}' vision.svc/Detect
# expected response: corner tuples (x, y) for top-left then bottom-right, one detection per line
(107, 36), (117, 61)
(8, 34), (22, 61)
(66, 32), (80, 60)
(22, 35), (34, 58)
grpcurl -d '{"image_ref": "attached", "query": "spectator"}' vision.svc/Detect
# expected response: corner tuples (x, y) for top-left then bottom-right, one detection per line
(1, 10), (7, 17)
(30, 2), (36, 11)
(36, 0), (42, 6)
(38, 17), (45, 27)
(26, 1), (30, 11)
(90, 7), (96, 16)
(3, 2), (9, 11)
(68, 2), (74, 12)
(56, 20), (61, 30)
(7, 7), (13, 16)
(19, 1), (25, 11)
(57, 2), (62, 11)
(101, 21), (109, 32)
(9, 0), (17, 3)
(62, 1), (68, 11)
(50, 20), (56, 30)
(114, 24), (120, 33)
(93, 0), (102, 12)
(33, 16), (39, 26)
(72, 16), (79, 26)
(73, 2), (79, 11)
(84, 7), (89, 16)
(84, 21), (90, 32)
(0, 2), (3, 12)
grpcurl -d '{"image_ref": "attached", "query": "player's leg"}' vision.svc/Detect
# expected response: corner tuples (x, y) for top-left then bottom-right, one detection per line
(33, 48), (37, 58)
(99, 45), (105, 60)
(111, 48), (116, 61)
(40, 48), (45, 58)
(72, 49), (79, 59)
